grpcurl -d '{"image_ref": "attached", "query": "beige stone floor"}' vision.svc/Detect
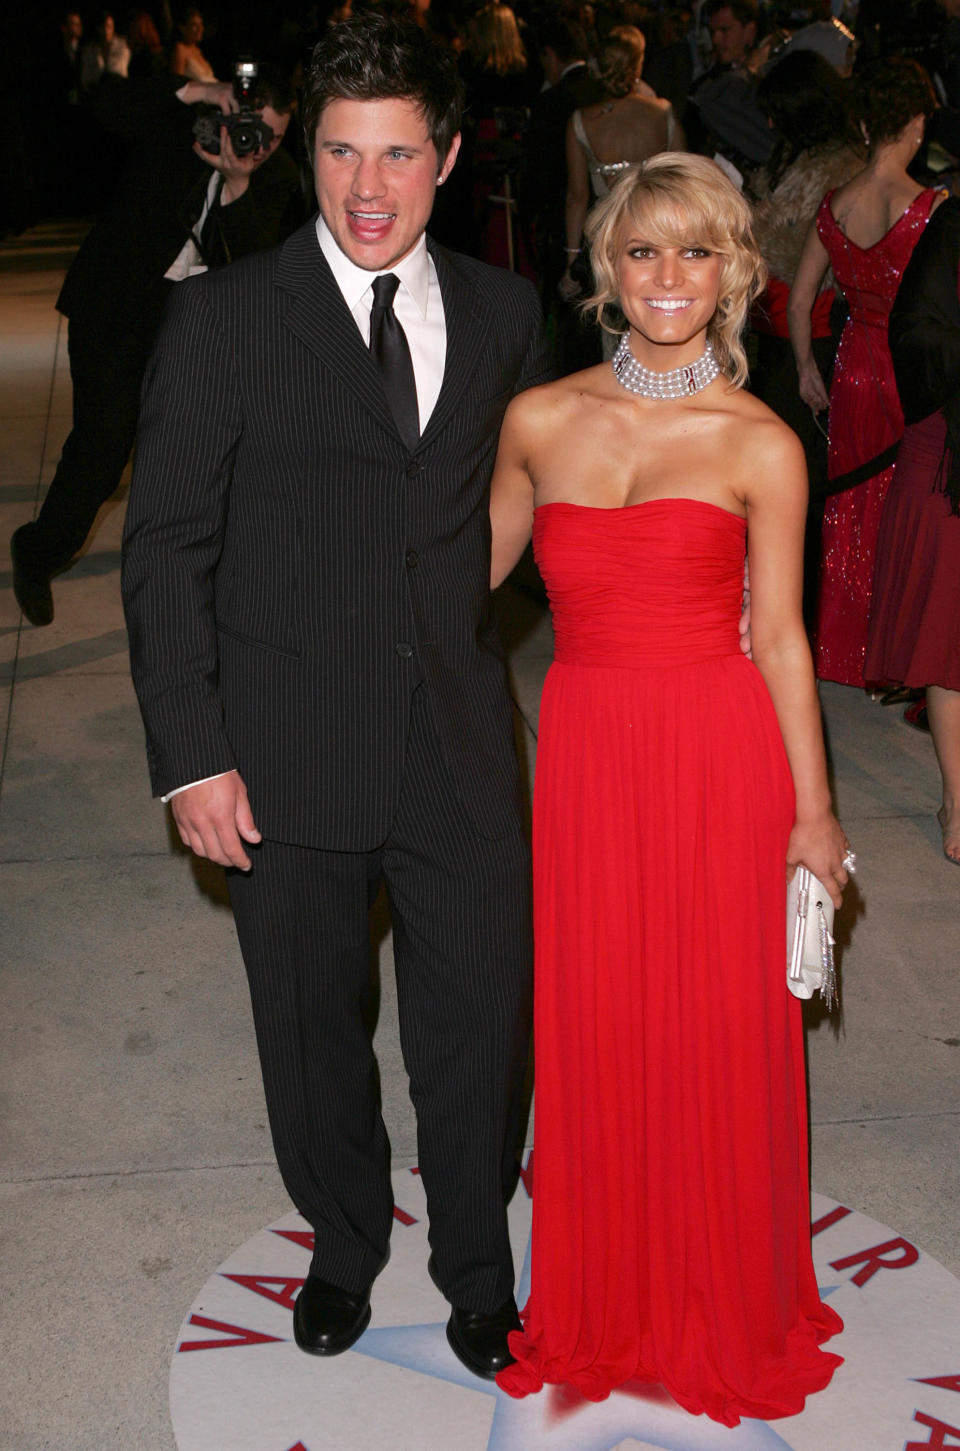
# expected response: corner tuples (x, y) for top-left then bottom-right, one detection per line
(1, 222), (957, 1451)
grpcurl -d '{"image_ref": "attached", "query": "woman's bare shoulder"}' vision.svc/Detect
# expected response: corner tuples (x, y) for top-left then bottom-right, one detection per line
(713, 385), (806, 465)
(507, 365), (610, 429)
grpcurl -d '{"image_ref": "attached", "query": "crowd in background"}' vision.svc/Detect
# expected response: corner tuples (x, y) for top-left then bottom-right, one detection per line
(4, 0), (958, 237)
(2, 0), (959, 861)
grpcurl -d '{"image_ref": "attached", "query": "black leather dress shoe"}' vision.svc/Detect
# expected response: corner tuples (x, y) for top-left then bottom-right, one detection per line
(446, 1298), (522, 1379)
(293, 1275), (371, 1356)
(427, 1252), (521, 1378)
(10, 526), (54, 628)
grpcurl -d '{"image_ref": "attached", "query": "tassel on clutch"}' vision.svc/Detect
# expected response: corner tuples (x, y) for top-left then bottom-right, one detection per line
(786, 867), (837, 1010)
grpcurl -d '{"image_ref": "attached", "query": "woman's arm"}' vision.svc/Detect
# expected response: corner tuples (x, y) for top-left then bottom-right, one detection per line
(745, 422), (849, 903)
(561, 114), (591, 298)
(489, 397), (537, 589)
(787, 218), (832, 413)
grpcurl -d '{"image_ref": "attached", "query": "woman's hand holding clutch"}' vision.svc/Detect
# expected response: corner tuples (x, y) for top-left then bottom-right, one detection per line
(786, 811), (852, 909)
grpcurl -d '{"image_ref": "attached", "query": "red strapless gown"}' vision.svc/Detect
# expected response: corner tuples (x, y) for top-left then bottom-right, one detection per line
(497, 500), (843, 1425)
(815, 188), (939, 686)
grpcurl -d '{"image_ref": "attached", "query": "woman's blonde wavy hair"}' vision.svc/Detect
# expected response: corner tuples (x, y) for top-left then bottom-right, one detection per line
(583, 153), (765, 388)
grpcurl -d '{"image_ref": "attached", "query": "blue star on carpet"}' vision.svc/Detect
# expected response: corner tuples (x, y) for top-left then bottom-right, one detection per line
(350, 1230), (832, 1451)
(352, 1323), (795, 1451)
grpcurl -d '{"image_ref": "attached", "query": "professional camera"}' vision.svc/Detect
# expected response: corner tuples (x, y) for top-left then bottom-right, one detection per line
(193, 58), (274, 158)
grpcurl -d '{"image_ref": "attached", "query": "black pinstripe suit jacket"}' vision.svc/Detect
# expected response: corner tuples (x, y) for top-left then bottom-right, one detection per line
(122, 218), (552, 850)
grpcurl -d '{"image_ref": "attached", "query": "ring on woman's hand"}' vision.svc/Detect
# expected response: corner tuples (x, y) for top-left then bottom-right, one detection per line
(842, 850), (857, 873)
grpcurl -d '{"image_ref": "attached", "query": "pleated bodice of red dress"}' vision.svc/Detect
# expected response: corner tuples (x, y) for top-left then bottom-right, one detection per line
(496, 499), (843, 1426)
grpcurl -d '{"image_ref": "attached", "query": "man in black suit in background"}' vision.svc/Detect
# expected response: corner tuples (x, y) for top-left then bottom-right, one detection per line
(11, 66), (301, 627)
(122, 14), (549, 1379)
(522, 16), (601, 304)
(521, 16), (602, 373)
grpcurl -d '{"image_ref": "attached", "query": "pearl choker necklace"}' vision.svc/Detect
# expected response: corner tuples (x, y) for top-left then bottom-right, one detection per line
(612, 333), (721, 399)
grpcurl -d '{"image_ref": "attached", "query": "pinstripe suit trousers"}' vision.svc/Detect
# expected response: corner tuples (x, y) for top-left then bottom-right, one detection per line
(228, 685), (533, 1312)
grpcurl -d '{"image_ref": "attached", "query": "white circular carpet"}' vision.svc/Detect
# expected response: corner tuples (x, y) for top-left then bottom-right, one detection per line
(170, 1155), (960, 1451)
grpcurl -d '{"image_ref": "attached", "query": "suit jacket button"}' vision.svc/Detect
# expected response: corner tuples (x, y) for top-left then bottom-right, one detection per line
(395, 642), (413, 659)
(405, 550), (419, 568)
(406, 461), (420, 478)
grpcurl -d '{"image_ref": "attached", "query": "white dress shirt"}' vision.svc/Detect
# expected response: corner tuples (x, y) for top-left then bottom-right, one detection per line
(315, 214), (447, 434)
(163, 216), (447, 803)
(164, 171), (221, 282)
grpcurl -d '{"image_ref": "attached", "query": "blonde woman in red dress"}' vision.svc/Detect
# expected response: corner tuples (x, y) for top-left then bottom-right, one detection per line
(490, 153), (851, 1425)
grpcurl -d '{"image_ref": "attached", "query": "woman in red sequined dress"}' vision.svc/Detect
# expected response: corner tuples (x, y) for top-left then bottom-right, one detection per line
(788, 59), (943, 688)
(489, 154), (850, 1426)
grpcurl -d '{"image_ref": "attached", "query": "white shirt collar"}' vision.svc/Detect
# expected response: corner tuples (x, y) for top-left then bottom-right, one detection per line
(315, 214), (430, 319)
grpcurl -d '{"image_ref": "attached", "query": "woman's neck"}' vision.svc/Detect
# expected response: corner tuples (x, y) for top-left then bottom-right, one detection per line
(864, 135), (917, 182)
(626, 327), (712, 373)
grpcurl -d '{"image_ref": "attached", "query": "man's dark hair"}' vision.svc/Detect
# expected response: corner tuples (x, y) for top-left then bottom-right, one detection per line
(534, 16), (590, 64)
(301, 12), (465, 161)
(757, 48), (856, 185)
(256, 64), (297, 116)
(704, 0), (759, 27)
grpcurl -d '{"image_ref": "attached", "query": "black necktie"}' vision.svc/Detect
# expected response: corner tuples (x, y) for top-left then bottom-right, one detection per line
(369, 273), (420, 452)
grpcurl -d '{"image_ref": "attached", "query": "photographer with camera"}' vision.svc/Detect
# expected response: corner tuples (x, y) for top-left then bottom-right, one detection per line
(11, 60), (303, 628)
(169, 64), (298, 275)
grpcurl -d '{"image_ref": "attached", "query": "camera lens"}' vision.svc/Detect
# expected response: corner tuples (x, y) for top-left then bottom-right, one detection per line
(231, 121), (257, 156)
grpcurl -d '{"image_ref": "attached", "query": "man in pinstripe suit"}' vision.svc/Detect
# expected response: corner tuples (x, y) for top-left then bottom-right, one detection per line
(123, 14), (550, 1379)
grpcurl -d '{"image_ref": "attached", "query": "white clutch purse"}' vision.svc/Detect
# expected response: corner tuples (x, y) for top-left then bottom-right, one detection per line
(786, 867), (837, 1009)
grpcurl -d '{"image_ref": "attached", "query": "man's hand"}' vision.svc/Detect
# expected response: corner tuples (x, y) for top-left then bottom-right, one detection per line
(179, 79), (237, 113)
(170, 769), (261, 870)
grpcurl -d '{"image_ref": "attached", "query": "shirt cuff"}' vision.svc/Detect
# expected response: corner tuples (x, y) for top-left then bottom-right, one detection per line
(161, 772), (231, 803)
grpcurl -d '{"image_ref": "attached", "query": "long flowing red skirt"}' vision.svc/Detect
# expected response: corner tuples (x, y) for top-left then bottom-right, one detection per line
(498, 501), (843, 1425)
